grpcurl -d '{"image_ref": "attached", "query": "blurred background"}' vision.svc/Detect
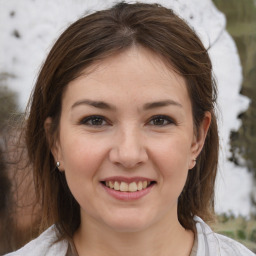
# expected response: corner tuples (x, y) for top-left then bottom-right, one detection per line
(0, 0), (255, 253)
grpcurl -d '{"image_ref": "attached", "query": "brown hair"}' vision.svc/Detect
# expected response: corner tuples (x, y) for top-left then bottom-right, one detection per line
(25, 2), (218, 240)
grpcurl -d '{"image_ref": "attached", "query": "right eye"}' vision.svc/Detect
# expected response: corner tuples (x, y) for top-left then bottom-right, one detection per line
(79, 115), (108, 127)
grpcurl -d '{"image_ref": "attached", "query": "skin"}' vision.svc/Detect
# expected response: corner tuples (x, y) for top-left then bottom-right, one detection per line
(47, 46), (211, 256)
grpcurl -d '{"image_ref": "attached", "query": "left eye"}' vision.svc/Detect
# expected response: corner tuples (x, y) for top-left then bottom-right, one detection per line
(148, 115), (174, 126)
(80, 115), (108, 126)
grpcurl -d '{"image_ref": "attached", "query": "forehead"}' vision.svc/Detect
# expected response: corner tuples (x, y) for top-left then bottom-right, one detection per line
(63, 46), (191, 108)
(84, 46), (184, 84)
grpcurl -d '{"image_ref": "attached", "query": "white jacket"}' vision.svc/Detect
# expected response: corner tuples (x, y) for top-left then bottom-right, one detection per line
(5, 216), (255, 256)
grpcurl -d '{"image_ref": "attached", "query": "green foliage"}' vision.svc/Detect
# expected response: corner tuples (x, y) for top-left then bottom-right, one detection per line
(219, 213), (229, 223)
(250, 229), (256, 242)
(214, 214), (256, 252)
(237, 229), (246, 240)
(219, 230), (235, 239)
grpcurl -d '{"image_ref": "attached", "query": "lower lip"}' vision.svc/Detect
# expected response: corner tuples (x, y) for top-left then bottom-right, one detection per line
(101, 183), (154, 201)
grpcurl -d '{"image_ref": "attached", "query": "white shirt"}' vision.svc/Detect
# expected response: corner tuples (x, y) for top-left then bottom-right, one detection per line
(4, 216), (255, 256)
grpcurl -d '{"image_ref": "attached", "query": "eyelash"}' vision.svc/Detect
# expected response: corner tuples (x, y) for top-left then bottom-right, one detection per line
(148, 115), (176, 126)
(79, 115), (175, 127)
(79, 115), (109, 126)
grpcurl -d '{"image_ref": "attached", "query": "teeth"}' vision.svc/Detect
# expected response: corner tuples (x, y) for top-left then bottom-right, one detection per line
(137, 181), (142, 191)
(142, 181), (148, 189)
(109, 181), (114, 189)
(114, 181), (120, 190)
(104, 180), (153, 192)
(128, 182), (137, 192)
(120, 182), (129, 192)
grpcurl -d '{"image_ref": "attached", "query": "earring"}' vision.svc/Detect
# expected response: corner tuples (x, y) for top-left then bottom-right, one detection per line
(193, 158), (197, 162)
(56, 161), (60, 168)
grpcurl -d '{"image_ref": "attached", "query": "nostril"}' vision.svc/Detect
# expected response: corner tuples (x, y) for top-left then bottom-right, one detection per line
(108, 143), (148, 168)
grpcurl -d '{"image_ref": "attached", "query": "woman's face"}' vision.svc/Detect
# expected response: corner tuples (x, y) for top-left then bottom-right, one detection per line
(53, 47), (209, 233)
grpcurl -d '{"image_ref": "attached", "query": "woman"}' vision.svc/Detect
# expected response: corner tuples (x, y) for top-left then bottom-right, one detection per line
(5, 2), (254, 256)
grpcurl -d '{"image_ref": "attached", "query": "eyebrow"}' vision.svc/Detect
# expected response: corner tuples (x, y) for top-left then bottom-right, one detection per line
(143, 100), (183, 110)
(71, 99), (182, 111)
(71, 99), (116, 110)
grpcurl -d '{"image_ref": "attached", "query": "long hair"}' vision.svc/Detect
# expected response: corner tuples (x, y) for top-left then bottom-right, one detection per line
(25, 2), (218, 240)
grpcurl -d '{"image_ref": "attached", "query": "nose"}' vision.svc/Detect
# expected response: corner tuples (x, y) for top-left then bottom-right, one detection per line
(109, 127), (148, 169)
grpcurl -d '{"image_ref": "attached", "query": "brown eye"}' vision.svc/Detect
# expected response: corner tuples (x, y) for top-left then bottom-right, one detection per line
(148, 115), (174, 126)
(80, 115), (107, 126)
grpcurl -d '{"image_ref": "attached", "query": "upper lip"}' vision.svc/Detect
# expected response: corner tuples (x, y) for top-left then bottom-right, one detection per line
(101, 176), (155, 183)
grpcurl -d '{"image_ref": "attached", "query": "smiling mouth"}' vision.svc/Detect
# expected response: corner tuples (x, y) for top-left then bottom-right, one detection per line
(101, 180), (156, 192)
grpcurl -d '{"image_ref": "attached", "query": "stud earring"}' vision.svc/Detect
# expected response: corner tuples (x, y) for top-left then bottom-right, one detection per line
(56, 161), (60, 168)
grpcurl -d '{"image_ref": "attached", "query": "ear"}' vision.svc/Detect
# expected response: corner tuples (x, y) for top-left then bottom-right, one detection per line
(44, 117), (64, 171)
(189, 111), (211, 169)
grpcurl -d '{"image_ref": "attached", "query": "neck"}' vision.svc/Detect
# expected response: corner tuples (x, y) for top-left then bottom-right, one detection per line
(73, 212), (194, 256)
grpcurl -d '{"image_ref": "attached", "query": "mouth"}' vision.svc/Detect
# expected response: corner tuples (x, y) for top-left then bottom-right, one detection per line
(100, 180), (156, 192)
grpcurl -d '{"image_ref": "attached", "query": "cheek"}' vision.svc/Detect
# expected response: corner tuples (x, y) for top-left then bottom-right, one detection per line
(59, 135), (109, 207)
(59, 132), (108, 178)
(151, 135), (192, 183)
(155, 145), (191, 206)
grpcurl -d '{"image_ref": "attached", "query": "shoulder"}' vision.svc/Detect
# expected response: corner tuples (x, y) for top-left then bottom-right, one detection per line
(4, 225), (68, 256)
(194, 216), (255, 256)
